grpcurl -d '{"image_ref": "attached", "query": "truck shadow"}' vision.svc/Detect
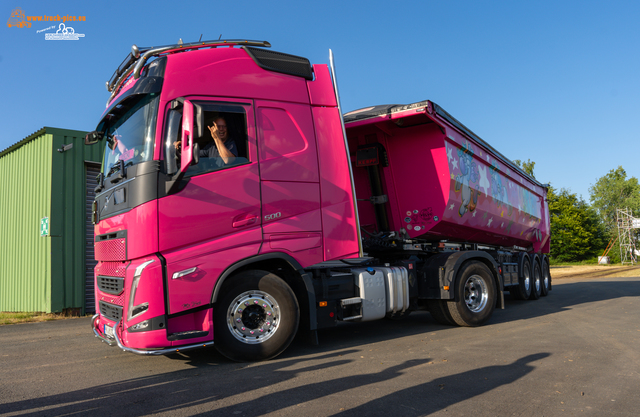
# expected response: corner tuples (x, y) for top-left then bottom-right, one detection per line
(333, 353), (549, 416)
(196, 352), (550, 417)
(2, 279), (633, 415)
(1, 349), (549, 416)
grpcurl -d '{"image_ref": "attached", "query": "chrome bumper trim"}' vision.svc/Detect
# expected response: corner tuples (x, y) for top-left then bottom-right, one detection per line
(112, 319), (214, 356)
(91, 313), (117, 346)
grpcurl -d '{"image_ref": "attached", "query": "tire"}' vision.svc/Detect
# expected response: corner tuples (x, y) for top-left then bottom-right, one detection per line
(427, 300), (455, 326)
(445, 261), (496, 327)
(541, 257), (551, 296)
(529, 259), (542, 300)
(214, 270), (299, 362)
(511, 258), (532, 300)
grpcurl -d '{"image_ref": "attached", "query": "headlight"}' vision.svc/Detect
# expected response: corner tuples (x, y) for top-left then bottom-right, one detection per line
(127, 260), (155, 322)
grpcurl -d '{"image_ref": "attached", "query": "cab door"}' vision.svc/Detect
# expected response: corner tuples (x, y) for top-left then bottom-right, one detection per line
(256, 100), (323, 267)
(158, 99), (261, 315)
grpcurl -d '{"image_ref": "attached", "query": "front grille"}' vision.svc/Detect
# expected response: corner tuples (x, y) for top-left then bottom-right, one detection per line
(96, 261), (127, 277)
(98, 276), (124, 295)
(95, 237), (126, 261)
(99, 301), (123, 322)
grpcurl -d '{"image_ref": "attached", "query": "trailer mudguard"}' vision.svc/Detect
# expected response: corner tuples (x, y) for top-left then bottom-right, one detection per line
(424, 251), (502, 305)
(517, 252), (531, 280)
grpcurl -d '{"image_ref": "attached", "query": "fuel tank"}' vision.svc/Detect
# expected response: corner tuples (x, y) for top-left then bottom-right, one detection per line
(344, 100), (550, 253)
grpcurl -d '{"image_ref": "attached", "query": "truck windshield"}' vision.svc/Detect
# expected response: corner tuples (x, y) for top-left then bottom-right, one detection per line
(101, 93), (160, 176)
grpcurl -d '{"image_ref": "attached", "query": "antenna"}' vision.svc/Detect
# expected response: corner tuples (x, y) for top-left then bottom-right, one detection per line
(198, 34), (203, 42)
(218, 34), (222, 40)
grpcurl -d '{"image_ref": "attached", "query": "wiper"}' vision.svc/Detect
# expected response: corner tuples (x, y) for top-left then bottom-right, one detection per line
(107, 160), (127, 183)
(94, 173), (105, 193)
(107, 162), (121, 177)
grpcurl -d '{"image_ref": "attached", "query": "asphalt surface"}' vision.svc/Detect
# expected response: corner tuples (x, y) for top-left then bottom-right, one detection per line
(1, 276), (640, 417)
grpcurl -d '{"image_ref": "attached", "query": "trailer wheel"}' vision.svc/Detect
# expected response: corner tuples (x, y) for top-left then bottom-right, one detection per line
(529, 260), (542, 300)
(511, 258), (532, 300)
(214, 270), (299, 362)
(541, 257), (551, 296)
(445, 261), (496, 327)
(427, 300), (455, 326)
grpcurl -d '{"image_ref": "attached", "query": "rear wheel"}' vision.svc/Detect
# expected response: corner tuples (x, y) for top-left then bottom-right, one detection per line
(529, 260), (542, 300)
(511, 258), (532, 300)
(214, 270), (299, 362)
(445, 261), (496, 327)
(541, 257), (551, 296)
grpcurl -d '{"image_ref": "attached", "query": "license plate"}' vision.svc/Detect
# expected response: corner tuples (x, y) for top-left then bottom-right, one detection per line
(104, 324), (114, 339)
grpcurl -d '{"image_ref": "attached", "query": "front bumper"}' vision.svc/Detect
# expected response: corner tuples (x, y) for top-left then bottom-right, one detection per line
(91, 314), (214, 355)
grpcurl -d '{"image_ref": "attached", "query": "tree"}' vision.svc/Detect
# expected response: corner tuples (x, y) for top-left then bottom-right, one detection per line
(589, 167), (640, 263)
(548, 186), (606, 262)
(589, 166), (640, 234)
(513, 159), (535, 178)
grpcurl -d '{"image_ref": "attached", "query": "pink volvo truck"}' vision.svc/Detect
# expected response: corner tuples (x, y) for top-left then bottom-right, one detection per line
(86, 39), (551, 361)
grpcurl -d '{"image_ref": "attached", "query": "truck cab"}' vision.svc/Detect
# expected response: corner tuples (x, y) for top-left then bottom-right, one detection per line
(89, 40), (359, 359)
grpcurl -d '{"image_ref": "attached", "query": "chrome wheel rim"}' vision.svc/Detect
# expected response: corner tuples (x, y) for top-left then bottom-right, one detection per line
(464, 275), (488, 313)
(543, 266), (550, 290)
(227, 290), (280, 344)
(524, 267), (531, 291)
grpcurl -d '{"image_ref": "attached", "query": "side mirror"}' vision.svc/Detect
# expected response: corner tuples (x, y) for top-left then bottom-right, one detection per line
(84, 131), (103, 145)
(180, 100), (194, 172)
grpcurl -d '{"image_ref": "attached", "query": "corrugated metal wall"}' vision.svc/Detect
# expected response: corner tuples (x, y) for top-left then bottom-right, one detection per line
(85, 163), (101, 313)
(0, 128), (102, 313)
(48, 128), (102, 314)
(0, 130), (53, 312)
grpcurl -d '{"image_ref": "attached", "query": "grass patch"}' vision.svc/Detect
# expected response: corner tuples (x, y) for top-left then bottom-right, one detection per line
(550, 259), (601, 266)
(0, 311), (83, 326)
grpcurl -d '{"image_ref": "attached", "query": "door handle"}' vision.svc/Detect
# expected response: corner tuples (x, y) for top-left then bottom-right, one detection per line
(233, 216), (258, 228)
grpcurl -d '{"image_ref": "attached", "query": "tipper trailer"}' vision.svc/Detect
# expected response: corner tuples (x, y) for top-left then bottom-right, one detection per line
(87, 39), (551, 361)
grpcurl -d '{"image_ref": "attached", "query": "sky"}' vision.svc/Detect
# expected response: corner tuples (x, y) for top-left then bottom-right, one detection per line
(2, 0), (639, 201)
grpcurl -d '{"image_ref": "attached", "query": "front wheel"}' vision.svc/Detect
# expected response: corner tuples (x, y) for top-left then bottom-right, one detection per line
(445, 261), (496, 327)
(214, 270), (299, 362)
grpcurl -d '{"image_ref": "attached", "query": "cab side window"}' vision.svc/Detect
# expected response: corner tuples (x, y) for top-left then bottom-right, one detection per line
(164, 102), (250, 177)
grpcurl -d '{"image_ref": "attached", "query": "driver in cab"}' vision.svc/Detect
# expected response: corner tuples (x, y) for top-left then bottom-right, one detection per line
(176, 116), (237, 167)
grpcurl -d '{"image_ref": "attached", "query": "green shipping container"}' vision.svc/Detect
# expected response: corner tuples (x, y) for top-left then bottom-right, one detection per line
(0, 127), (103, 314)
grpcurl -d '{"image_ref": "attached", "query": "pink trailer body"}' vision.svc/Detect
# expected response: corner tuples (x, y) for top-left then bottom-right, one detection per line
(345, 101), (550, 254)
